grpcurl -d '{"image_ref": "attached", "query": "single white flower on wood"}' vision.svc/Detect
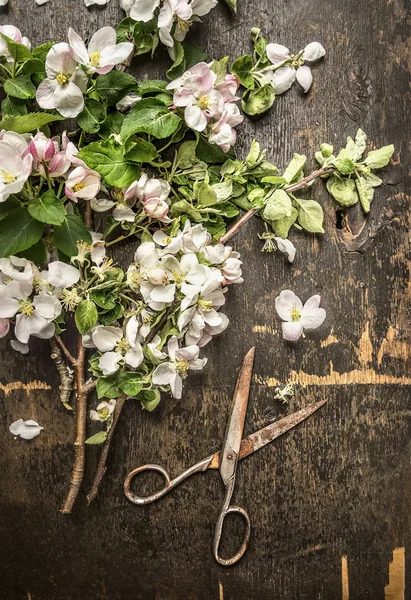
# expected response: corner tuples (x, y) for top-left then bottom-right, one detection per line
(275, 290), (326, 341)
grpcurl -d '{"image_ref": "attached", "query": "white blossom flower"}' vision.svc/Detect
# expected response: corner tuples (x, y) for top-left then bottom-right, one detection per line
(65, 166), (101, 202)
(274, 238), (296, 263)
(153, 229), (183, 255)
(185, 310), (228, 347)
(208, 103), (243, 151)
(0, 256), (33, 281)
(36, 43), (88, 118)
(0, 130), (29, 155)
(9, 419), (43, 439)
(46, 261), (81, 288)
(68, 26), (133, 75)
(275, 290), (326, 341)
(0, 142), (33, 203)
(90, 400), (116, 422)
(181, 221), (210, 253)
(266, 41), (325, 94)
(152, 336), (207, 399)
(178, 267), (225, 330)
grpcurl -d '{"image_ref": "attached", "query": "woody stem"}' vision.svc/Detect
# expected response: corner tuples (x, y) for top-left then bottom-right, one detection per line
(218, 165), (334, 244)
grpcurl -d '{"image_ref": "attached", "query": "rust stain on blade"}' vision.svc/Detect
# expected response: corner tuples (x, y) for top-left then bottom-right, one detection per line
(342, 556), (349, 600)
(385, 547), (405, 600)
(208, 400), (326, 469)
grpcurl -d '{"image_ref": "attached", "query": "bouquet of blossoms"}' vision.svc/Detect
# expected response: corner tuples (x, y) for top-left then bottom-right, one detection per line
(0, 8), (394, 513)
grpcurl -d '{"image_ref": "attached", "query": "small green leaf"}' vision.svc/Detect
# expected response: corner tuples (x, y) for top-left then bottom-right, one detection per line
(95, 71), (138, 105)
(118, 372), (143, 397)
(262, 189), (292, 221)
(28, 191), (65, 225)
(176, 140), (199, 169)
(90, 289), (117, 310)
(75, 299), (98, 335)
(294, 198), (324, 233)
(271, 207), (298, 238)
(4, 75), (36, 100)
(326, 175), (359, 207)
(138, 79), (168, 95)
(21, 59), (45, 75)
(32, 41), (55, 61)
(210, 57), (228, 85)
(138, 388), (161, 411)
(120, 98), (181, 141)
(85, 431), (107, 445)
(170, 199), (202, 221)
(98, 112), (125, 139)
(355, 176), (375, 213)
(320, 143), (333, 158)
(78, 140), (140, 187)
(76, 99), (106, 134)
(231, 55), (255, 88)
(242, 84), (275, 116)
(196, 180), (218, 206)
(364, 144), (394, 169)
(0, 112), (64, 133)
(196, 134), (234, 164)
(1, 96), (28, 116)
(124, 137), (159, 163)
(53, 214), (92, 257)
(0, 34), (32, 62)
(333, 157), (356, 175)
(96, 374), (122, 399)
(282, 153), (306, 184)
(0, 208), (44, 257)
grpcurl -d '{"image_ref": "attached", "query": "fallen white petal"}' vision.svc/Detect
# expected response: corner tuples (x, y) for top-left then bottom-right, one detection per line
(302, 41), (325, 62)
(9, 418), (43, 439)
(296, 65), (313, 93)
(274, 237), (296, 263)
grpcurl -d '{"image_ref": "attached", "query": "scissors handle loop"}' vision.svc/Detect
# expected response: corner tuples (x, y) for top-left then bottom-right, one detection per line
(124, 455), (213, 505)
(213, 478), (251, 566)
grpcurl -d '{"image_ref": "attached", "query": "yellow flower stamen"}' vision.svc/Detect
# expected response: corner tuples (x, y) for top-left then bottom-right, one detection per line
(56, 72), (69, 86)
(20, 301), (34, 317)
(175, 359), (189, 377)
(198, 299), (213, 311)
(89, 50), (101, 68)
(73, 183), (86, 193)
(197, 95), (210, 110)
(290, 303), (300, 322)
(0, 170), (17, 184)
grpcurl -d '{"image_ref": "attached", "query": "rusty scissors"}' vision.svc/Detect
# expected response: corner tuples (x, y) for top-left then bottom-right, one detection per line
(124, 347), (326, 566)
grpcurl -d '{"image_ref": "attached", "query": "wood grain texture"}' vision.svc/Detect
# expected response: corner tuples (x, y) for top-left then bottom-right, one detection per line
(0, 0), (410, 598)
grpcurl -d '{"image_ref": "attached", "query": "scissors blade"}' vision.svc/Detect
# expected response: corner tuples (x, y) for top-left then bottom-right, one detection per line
(219, 347), (255, 486)
(208, 399), (327, 470)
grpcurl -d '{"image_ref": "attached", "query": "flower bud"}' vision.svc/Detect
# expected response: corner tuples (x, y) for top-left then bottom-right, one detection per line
(148, 267), (168, 286)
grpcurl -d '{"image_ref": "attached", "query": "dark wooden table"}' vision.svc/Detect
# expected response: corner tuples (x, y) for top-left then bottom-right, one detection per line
(0, 1), (410, 599)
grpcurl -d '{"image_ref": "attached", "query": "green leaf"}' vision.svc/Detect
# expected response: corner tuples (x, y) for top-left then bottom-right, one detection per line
(333, 157), (356, 175)
(196, 134), (234, 164)
(138, 79), (168, 95)
(196, 180), (218, 206)
(0, 208), (44, 257)
(294, 199), (324, 233)
(98, 112), (125, 139)
(170, 200), (202, 221)
(231, 55), (255, 88)
(28, 191), (66, 225)
(85, 431), (107, 445)
(1, 96), (28, 116)
(124, 137), (159, 163)
(118, 372), (143, 397)
(166, 40), (185, 80)
(75, 299), (98, 335)
(210, 57), (228, 85)
(53, 214), (92, 257)
(0, 112), (64, 133)
(364, 144), (394, 169)
(262, 189), (292, 221)
(0, 34), (32, 62)
(98, 303), (124, 325)
(355, 176), (375, 213)
(96, 374), (122, 399)
(320, 143), (333, 158)
(0, 196), (21, 221)
(282, 153), (307, 184)
(21, 59), (45, 75)
(326, 175), (358, 207)
(182, 43), (207, 70)
(4, 76), (36, 100)
(176, 140), (199, 169)
(354, 129), (367, 158)
(138, 388), (161, 411)
(242, 84), (275, 116)
(32, 41), (55, 60)
(95, 71), (138, 105)
(18, 239), (47, 263)
(271, 207), (298, 238)
(120, 98), (181, 141)
(78, 140), (140, 187)
(90, 289), (117, 310)
(76, 99), (106, 134)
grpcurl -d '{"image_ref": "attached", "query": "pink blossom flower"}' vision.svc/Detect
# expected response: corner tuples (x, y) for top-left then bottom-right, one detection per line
(65, 166), (101, 202)
(208, 104), (243, 152)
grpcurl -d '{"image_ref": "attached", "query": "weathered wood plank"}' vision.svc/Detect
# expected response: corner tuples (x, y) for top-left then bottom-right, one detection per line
(0, 0), (410, 598)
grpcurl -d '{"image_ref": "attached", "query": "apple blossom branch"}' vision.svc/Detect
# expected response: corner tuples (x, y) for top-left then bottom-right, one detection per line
(219, 165), (335, 244)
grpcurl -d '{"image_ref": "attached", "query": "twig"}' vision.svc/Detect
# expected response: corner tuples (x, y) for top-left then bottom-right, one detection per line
(50, 338), (74, 410)
(119, 39), (135, 73)
(145, 304), (175, 345)
(85, 202), (93, 231)
(61, 337), (89, 514)
(54, 335), (77, 366)
(219, 165), (335, 244)
(87, 395), (127, 505)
